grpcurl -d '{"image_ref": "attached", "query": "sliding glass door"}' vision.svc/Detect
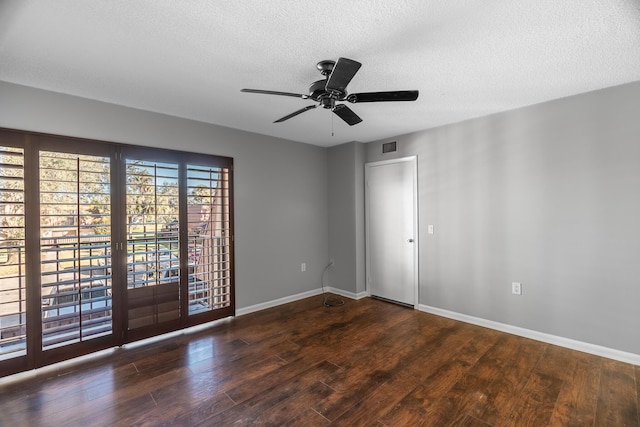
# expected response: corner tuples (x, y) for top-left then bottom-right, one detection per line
(39, 151), (113, 351)
(185, 164), (232, 319)
(119, 149), (234, 341)
(0, 129), (234, 377)
(125, 158), (181, 339)
(36, 139), (115, 366)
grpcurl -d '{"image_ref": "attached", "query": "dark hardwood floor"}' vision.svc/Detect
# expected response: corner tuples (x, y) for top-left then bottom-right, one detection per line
(0, 295), (638, 426)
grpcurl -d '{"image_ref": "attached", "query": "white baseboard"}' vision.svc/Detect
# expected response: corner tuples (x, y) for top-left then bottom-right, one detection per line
(324, 286), (369, 300)
(235, 288), (324, 316)
(235, 287), (369, 317)
(418, 304), (640, 366)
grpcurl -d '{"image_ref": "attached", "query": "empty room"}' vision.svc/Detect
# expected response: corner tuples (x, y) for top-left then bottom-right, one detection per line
(0, 1), (639, 426)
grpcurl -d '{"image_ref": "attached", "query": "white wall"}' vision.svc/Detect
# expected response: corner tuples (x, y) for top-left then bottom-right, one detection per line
(0, 81), (329, 309)
(366, 81), (640, 355)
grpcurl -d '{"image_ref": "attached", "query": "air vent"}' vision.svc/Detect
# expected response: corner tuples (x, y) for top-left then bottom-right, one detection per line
(382, 141), (397, 153)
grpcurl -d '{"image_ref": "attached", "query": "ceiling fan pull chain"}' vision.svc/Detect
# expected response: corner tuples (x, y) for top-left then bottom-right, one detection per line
(331, 112), (334, 137)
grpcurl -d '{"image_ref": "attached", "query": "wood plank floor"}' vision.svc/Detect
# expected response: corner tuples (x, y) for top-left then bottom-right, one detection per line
(0, 295), (638, 426)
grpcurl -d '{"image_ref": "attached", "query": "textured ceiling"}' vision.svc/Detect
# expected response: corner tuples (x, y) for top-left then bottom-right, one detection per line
(1, 0), (639, 147)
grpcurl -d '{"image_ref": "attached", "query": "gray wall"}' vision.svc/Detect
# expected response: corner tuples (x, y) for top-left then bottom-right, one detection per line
(366, 81), (640, 355)
(354, 142), (366, 295)
(0, 81), (329, 309)
(327, 141), (366, 295)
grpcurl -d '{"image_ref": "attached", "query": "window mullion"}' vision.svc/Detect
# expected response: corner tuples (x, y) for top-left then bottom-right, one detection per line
(178, 160), (188, 325)
(24, 135), (43, 367)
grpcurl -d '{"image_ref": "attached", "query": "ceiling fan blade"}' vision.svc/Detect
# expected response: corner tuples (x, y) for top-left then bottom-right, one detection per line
(325, 57), (362, 93)
(333, 104), (362, 126)
(241, 88), (308, 99)
(274, 105), (317, 123)
(347, 90), (419, 103)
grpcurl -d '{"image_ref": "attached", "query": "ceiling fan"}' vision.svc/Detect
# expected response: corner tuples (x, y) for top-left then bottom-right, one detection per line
(241, 57), (419, 126)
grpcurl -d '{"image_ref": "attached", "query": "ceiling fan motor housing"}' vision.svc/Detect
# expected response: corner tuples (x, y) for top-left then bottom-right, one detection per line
(316, 60), (335, 75)
(309, 79), (340, 108)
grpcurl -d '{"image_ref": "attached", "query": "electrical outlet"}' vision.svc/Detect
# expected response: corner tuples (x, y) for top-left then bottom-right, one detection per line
(301, 262), (306, 272)
(512, 282), (522, 295)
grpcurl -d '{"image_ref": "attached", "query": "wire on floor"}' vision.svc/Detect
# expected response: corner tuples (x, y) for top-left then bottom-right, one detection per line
(321, 261), (344, 307)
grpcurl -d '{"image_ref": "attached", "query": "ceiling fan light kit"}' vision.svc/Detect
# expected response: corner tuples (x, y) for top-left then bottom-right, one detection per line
(241, 57), (419, 126)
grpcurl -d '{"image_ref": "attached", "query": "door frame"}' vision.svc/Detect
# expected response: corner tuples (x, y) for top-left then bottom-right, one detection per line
(364, 156), (419, 308)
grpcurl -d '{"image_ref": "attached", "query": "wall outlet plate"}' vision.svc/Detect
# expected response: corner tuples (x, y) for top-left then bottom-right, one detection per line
(512, 282), (522, 295)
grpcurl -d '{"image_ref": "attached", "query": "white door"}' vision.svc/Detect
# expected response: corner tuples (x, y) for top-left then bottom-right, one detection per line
(365, 157), (418, 307)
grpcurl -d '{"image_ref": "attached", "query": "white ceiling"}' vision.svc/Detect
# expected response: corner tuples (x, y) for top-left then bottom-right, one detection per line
(1, 1), (639, 147)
